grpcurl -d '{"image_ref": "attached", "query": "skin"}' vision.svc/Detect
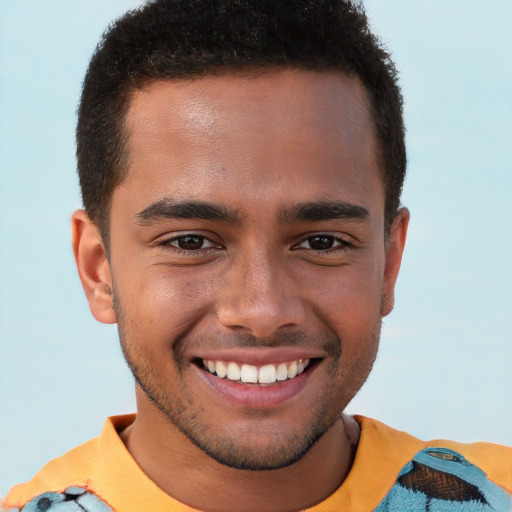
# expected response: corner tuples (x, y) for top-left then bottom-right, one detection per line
(72, 69), (409, 512)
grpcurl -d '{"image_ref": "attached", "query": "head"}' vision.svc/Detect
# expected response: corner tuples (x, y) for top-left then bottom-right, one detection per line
(72, 0), (409, 472)
(77, 0), (406, 243)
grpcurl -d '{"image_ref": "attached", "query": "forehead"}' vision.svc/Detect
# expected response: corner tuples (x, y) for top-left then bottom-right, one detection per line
(119, 69), (383, 217)
(127, 68), (373, 133)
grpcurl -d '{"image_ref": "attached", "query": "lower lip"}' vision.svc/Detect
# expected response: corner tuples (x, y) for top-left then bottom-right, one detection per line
(196, 365), (316, 409)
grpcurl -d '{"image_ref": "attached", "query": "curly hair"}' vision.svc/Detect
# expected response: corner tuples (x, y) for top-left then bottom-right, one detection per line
(77, 0), (405, 239)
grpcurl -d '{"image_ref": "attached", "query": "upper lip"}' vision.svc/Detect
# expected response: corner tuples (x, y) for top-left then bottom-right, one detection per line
(192, 347), (326, 366)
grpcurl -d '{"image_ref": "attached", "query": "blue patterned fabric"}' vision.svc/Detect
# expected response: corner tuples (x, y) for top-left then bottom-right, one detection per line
(375, 447), (512, 511)
(10, 487), (113, 512)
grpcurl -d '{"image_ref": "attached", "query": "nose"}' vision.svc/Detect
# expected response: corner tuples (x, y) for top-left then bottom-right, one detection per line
(216, 247), (305, 339)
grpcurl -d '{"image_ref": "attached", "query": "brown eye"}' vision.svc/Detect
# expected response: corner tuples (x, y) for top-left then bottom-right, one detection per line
(158, 233), (221, 253)
(307, 235), (336, 250)
(176, 235), (206, 250)
(294, 234), (353, 253)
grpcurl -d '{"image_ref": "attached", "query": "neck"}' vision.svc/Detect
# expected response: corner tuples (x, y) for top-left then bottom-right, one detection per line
(121, 397), (359, 512)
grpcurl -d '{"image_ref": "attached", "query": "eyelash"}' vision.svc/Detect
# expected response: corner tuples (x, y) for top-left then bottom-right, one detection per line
(292, 234), (355, 253)
(157, 233), (354, 254)
(157, 234), (222, 254)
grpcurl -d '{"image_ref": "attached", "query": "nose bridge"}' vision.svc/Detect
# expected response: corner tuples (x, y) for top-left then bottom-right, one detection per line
(216, 243), (304, 337)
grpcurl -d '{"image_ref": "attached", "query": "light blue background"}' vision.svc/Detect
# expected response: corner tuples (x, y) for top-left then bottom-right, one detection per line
(1, 0), (511, 496)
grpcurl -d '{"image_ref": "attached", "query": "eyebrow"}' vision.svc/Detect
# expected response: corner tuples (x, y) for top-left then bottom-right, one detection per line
(136, 198), (369, 226)
(136, 198), (240, 225)
(279, 201), (369, 223)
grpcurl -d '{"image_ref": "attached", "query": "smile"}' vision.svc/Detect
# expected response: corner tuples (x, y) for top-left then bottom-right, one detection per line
(202, 358), (311, 385)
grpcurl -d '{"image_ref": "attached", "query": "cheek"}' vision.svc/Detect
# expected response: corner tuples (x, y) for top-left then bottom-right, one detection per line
(117, 265), (218, 341)
(300, 259), (385, 328)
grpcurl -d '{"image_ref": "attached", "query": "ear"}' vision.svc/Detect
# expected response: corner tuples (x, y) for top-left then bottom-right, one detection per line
(71, 209), (117, 324)
(381, 207), (410, 317)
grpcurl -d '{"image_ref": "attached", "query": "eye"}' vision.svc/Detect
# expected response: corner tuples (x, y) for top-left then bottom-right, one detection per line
(174, 235), (208, 250)
(159, 234), (220, 251)
(296, 234), (351, 251)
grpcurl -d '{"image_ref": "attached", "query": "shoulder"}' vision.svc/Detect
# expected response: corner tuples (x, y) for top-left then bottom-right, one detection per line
(356, 415), (512, 490)
(355, 416), (512, 512)
(2, 440), (111, 512)
(3, 415), (135, 512)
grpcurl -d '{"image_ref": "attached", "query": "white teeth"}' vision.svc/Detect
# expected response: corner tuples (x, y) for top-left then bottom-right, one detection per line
(240, 364), (258, 383)
(298, 359), (310, 374)
(287, 361), (298, 379)
(227, 362), (241, 381)
(215, 361), (227, 378)
(202, 358), (313, 384)
(258, 364), (277, 384)
(276, 363), (288, 381)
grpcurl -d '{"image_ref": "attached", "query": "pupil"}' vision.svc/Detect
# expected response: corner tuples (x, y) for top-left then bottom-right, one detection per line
(179, 235), (203, 250)
(310, 236), (333, 250)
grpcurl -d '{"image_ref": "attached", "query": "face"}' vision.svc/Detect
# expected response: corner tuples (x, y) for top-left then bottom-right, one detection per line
(80, 69), (407, 470)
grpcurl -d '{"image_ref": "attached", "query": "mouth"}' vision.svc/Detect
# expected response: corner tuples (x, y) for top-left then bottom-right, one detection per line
(191, 349), (324, 408)
(200, 358), (314, 385)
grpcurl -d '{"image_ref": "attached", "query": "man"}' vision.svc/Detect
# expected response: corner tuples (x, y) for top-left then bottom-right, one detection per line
(4, 0), (511, 511)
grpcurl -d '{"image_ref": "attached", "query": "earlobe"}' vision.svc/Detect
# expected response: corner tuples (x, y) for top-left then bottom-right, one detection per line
(71, 209), (117, 324)
(381, 207), (410, 317)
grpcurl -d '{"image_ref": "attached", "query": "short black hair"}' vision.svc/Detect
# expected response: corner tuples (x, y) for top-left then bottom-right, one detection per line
(77, 0), (406, 239)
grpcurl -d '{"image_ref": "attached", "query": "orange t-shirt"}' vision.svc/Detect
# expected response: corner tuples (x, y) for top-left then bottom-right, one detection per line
(4, 415), (512, 511)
